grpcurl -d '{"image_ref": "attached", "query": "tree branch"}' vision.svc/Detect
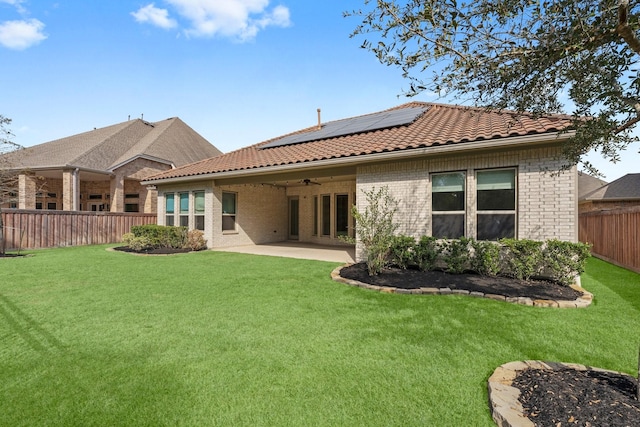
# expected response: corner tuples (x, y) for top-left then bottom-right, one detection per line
(616, 0), (640, 55)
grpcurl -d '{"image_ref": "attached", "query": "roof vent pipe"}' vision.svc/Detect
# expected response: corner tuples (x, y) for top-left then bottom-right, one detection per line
(317, 108), (321, 130)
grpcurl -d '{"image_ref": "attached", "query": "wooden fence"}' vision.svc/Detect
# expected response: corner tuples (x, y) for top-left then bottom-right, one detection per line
(1, 210), (157, 251)
(579, 205), (640, 273)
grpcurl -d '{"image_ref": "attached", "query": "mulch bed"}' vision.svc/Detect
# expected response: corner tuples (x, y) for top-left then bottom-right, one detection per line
(0, 253), (27, 258)
(512, 367), (640, 426)
(339, 263), (582, 301)
(112, 246), (192, 255)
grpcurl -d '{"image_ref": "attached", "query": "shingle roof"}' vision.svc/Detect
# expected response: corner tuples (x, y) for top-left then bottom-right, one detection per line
(578, 172), (608, 200)
(147, 102), (574, 182)
(7, 117), (222, 172)
(582, 173), (640, 200)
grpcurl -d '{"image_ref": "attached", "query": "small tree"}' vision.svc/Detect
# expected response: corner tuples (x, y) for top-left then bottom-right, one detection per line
(350, 186), (399, 275)
(0, 116), (22, 255)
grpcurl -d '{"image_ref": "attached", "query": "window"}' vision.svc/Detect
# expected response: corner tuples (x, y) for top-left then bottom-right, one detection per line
(476, 169), (516, 240)
(47, 192), (57, 198)
(321, 195), (331, 236)
(125, 193), (139, 199)
(313, 196), (318, 236)
(222, 192), (236, 232)
(194, 191), (205, 231)
(35, 202), (43, 210)
(125, 204), (139, 212)
(47, 202), (57, 210)
(165, 193), (175, 226)
(335, 194), (349, 236)
(432, 172), (465, 239)
(88, 194), (102, 200)
(179, 193), (189, 227)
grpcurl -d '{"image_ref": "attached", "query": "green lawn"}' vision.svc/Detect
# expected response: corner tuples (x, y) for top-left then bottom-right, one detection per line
(1, 246), (639, 426)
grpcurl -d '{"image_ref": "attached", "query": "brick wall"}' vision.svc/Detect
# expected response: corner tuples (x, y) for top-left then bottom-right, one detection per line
(356, 145), (577, 258)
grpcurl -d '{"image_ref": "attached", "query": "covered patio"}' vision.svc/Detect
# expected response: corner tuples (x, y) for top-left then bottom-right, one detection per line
(212, 241), (355, 263)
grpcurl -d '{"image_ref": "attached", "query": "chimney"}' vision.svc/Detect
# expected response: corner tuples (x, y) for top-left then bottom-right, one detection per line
(317, 108), (322, 130)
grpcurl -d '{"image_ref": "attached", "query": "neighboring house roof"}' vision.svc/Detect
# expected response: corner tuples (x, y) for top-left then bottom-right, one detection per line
(145, 102), (575, 183)
(6, 117), (222, 173)
(581, 173), (640, 201)
(578, 171), (608, 201)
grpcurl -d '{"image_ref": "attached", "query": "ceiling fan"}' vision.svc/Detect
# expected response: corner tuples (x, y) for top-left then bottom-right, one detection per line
(301, 178), (321, 186)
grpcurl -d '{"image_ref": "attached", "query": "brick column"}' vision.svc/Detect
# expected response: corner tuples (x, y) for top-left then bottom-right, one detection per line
(62, 169), (79, 211)
(18, 173), (36, 209)
(110, 174), (125, 212)
(141, 185), (156, 213)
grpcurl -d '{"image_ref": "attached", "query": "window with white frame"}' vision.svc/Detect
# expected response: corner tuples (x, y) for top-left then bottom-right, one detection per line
(476, 169), (516, 240)
(222, 192), (236, 232)
(431, 171), (466, 239)
(313, 196), (318, 236)
(335, 194), (349, 236)
(179, 192), (189, 227)
(321, 195), (331, 236)
(165, 193), (175, 226)
(194, 191), (205, 231)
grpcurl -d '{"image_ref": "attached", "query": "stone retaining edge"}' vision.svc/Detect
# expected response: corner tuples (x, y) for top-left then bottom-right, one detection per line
(487, 361), (635, 427)
(330, 264), (593, 308)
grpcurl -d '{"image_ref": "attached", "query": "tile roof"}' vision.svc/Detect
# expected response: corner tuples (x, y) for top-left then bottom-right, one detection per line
(147, 102), (574, 182)
(582, 173), (640, 200)
(6, 117), (221, 172)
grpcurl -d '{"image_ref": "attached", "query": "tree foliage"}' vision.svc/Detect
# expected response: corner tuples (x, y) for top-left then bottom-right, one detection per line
(0, 115), (23, 254)
(346, 0), (640, 173)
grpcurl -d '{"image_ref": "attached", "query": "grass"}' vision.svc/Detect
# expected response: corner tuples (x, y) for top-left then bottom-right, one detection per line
(1, 246), (639, 426)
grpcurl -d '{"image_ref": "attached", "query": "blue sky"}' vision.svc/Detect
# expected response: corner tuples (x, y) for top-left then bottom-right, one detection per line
(1, 0), (637, 182)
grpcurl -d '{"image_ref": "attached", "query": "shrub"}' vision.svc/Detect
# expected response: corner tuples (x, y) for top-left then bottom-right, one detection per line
(470, 239), (501, 276)
(441, 237), (471, 274)
(389, 235), (416, 269)
(413, 235), (441, 271)
(500, 238), (544, 281)
(127, 236), (153, 251)
(122, 232), (135, 246)
(185, 230), (208, 251)
(350, 186), (399, 276)
(542, 239), (591, 285)
(130, 225), (187, 249)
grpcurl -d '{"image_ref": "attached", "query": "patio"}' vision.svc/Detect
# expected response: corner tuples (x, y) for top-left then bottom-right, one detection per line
(213, 241), (355, 263)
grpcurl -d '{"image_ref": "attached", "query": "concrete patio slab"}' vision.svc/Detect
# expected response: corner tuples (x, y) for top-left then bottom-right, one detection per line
(212, 241), (355, 263)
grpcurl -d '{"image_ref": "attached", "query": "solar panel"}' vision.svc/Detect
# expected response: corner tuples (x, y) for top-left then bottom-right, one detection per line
(259, 106), (428, 149)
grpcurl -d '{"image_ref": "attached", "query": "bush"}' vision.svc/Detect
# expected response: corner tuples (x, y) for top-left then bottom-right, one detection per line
(542, 239), (591, 285)
(389, 235), (416, 269)
(413, 236), (441, 271)
(127, 236), (153, 251)
(470, 239), (501, 276)
(350, 186), (399, 276)
(130, 225), (187, 249)
(441, 237), (471, 274)
(500, 238), (544, 281)
(185, 230), (208, 251)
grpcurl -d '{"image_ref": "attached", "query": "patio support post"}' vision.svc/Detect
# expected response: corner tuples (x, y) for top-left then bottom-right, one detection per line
(18, 172), (36, 210)
(110, 173), (125, 212)
(62, 168), (80, 211)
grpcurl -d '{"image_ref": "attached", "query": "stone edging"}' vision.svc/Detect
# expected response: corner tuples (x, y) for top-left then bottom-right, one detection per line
(330, 265), (593, 308)
(487, 360), (635, 427)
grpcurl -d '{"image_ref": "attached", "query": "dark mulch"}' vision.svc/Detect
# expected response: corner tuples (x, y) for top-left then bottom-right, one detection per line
(512, 367), (640, 426)
(0, 253), (27, 258)
(339, 263), (582, 301)
(112, 246), (192, 255)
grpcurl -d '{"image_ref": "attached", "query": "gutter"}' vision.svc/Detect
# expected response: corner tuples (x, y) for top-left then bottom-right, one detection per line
(142, 131), (575, 186)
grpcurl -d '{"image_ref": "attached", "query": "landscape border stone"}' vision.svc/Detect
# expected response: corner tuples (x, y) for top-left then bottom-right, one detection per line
(487, 360), (636, 427)
(330, 264), (593, 308)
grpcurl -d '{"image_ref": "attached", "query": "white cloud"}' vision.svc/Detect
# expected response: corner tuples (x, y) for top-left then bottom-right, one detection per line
(164, 0), (291, 41)
(0, 0), (28, 15)
(131, 3), (177, 30)
(0, 19), (47, 50)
